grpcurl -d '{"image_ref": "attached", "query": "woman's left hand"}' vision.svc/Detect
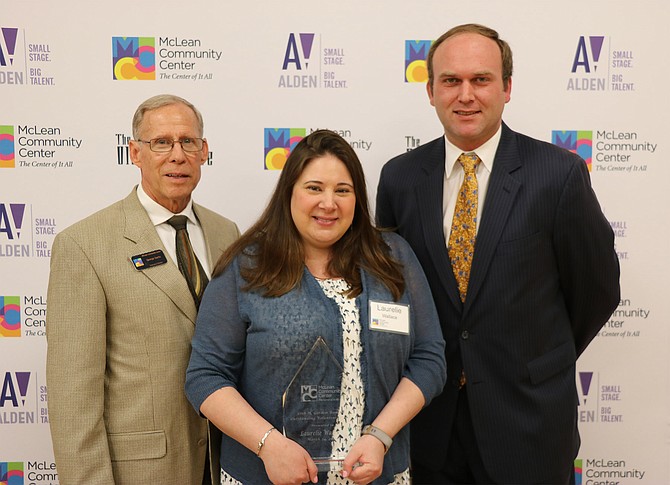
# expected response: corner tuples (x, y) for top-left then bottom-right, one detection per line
(340, 434), (385, 484)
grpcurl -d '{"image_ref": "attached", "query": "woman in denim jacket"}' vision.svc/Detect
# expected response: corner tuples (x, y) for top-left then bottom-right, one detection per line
(186, 130), (446, 485)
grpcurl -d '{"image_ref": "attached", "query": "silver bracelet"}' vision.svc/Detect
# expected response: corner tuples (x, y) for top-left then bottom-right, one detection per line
(256, 427), (275, 457)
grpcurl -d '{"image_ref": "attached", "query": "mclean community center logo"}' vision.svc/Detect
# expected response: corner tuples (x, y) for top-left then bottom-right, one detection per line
(0, 126), (14, 168)
(264, 128), (305, 170)
(405, 40), (431, 83)
(0, 296), (20, 337)
(112, 36), (156, 80)
(552, 130), (592, 171)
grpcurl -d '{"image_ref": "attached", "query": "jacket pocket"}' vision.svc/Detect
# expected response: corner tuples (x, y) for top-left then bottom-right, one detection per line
(527, 341), (576, 385)
(108, 430), (167, 461)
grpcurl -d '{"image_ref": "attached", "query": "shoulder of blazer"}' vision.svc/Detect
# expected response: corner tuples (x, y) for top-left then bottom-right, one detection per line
(499, 122), (582, 176)
(381, 136), (445, 190)
(192, 202), (238, 231)
(55, 194), (129, 244)
(53, 189), (159, 259)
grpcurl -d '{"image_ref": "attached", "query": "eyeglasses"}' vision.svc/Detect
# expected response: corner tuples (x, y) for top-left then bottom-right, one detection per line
(137, 137), (205, 153)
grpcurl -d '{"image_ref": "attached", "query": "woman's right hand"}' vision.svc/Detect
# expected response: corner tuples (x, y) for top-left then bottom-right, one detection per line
(259, 431), (319, 485)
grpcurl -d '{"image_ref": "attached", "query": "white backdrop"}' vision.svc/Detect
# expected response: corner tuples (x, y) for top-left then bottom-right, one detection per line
(2, 1), (667, 483)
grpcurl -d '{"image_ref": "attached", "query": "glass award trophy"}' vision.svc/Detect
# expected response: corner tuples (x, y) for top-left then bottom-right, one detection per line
(282, 336), (344, 471)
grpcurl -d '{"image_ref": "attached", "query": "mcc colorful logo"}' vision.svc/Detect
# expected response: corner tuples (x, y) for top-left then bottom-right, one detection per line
(405, 40), (431, 83)
(0, 462), (23, 485)
(574, 459), (583, 485)
(112, 36), (155, 80)
(552, 131), (592, 171)
(0, 296), (20, 337)
(264, 128), (305, 170)
(0, 126), (14, 168)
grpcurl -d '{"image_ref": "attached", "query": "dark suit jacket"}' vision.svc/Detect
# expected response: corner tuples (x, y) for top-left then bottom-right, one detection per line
(376, 123), (620, 483)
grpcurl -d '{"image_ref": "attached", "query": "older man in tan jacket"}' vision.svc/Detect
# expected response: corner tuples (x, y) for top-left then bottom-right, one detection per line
(46, 94), (239, 484)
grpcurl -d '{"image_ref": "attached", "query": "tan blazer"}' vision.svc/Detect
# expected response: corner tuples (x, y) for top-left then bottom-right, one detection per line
(46, 189), (239, 485)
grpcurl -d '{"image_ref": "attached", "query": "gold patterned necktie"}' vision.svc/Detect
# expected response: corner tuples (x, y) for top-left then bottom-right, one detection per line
(167, 215), (209, 308)
(448, 152), (481, 302)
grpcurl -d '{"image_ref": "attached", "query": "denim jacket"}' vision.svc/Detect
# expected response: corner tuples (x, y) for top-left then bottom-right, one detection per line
(186, 232), (446, 484)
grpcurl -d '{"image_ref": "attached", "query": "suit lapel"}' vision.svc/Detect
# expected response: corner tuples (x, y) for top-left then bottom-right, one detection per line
(464, 124), (522, 315)
(122, 190), (198, 324)
(415, 138), (463, 310)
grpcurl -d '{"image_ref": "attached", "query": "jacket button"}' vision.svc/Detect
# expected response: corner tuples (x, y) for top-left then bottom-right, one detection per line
(461, 330), (469, 340)
(198, 438), (207, 446)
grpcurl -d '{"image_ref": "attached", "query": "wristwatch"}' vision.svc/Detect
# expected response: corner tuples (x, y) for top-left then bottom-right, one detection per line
(362, 424), (392, 453)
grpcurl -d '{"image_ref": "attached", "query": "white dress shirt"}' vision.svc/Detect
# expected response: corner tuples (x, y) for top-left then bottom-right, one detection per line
(442, 126), (503, 246)
(136, 185), (212, 276)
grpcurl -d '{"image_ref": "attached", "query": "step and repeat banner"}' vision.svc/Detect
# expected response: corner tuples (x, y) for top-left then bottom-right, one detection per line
(1, 1), (667, 483)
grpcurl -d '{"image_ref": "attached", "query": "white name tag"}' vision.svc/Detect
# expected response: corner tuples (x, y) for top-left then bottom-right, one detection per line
(369, 300), (410, 335)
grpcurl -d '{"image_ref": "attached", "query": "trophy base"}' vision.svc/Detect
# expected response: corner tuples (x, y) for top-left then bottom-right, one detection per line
(314, 458), (344, 473)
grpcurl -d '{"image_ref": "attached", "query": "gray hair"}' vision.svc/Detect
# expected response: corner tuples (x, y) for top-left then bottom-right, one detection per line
(131, 94), (204, 139)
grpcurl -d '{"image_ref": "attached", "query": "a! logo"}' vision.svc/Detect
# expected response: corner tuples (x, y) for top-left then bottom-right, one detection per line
(0, 204), (27, 241)
(578, 371), (593, 405)
(282, 33), (315, 71)
(301, 385), (317, 402)
(552, 130), (592, 171)
(0, 27), (19, 67)
(0, 296), (20, 337)
(0, 126), (14, 169)
(279, 33), (321, 88)
(574, 459), (583, 485)
(571, 36), (605, 73)
(405, 40), (431, 83)
(577, 371), (599, 423)
(0, 461), (24, 485)
(0, 372), (31, 408)
(112, 36), (155, 80)
(264, 128), (305, 170)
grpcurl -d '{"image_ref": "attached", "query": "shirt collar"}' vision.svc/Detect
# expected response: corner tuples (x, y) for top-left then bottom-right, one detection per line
(136, 184), (197, 226)
(445, 125), (503, 178)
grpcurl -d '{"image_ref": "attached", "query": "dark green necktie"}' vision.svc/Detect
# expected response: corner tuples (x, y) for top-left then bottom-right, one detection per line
(167, 215), (209, 308)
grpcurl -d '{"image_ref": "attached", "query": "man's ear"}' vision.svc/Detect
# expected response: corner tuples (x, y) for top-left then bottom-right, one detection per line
(129, 140), (142, 167)
(427, 81), (435, 106)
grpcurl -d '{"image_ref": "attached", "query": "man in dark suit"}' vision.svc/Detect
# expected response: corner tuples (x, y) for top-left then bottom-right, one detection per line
(376, 24), (620, 484)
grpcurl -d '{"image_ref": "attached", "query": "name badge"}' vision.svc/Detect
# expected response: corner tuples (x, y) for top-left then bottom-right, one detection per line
(131, 249), (167, 270)
(369, 300), (410, 335)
